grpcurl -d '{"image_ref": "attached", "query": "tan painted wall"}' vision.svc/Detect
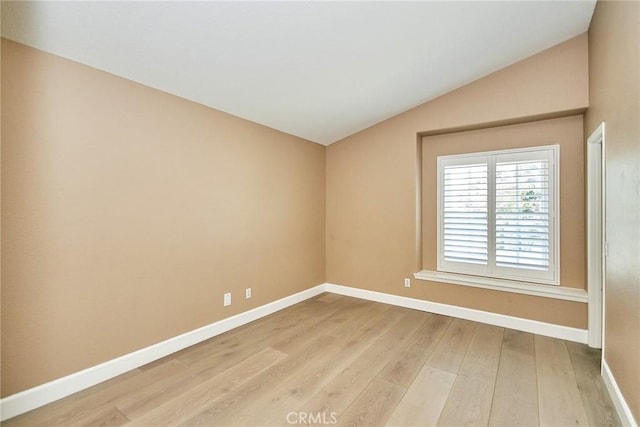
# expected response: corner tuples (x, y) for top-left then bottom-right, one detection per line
(1, 39), (326, 396)
(422, 115), (585, 287)
(585, 1), (640, 421)
(327, 34), (589, 328)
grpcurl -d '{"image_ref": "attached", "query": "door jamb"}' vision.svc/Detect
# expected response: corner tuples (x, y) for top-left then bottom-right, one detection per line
(586, 122), (606, 349)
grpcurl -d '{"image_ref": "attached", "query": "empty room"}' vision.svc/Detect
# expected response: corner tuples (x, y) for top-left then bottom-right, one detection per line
(1, 1), (638, 426)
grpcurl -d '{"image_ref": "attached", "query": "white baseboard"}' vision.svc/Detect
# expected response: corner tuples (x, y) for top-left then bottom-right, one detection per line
(1, 281), (590, 421)
(0, 284), (326, 422)
(324, 283), (588, 344)
(602, 358), (638, 427)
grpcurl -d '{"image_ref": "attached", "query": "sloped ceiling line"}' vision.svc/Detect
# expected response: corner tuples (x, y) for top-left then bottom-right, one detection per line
(1, 1), (596, 145)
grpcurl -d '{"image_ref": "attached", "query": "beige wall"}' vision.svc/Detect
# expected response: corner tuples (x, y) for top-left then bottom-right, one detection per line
(585, 1), (640, 421)
(327, 34), (589, 328)
(1, 39), (326, 396)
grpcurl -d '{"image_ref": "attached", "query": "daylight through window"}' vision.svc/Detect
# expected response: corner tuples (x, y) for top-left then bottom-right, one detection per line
(437, 146), (559, 284)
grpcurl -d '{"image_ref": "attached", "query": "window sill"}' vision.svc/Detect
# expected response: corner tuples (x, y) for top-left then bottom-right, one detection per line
(413, 270), (587, 302)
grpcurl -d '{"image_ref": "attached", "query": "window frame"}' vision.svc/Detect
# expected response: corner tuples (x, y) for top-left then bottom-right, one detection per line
(436, 145), (560, 285)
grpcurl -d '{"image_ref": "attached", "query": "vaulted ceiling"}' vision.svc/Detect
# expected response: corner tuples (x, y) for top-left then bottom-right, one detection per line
(1, 1), (596, 145)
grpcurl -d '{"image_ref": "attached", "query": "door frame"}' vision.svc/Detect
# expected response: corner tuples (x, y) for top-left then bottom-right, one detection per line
(586, 122), (606, 349)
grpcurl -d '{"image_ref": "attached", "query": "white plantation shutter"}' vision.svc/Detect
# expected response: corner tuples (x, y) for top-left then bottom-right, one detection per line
(442, 163), (488, 266)
(438, 146), (558, 284)
(495, 157), (550, 270)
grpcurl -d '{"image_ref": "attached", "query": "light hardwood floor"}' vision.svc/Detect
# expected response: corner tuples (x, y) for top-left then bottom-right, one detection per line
(3, 293), (620, 426)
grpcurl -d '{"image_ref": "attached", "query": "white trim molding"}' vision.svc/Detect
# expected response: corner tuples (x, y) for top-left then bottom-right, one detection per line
(325, 283), (587, 343)
(0, 284), (326, 422)
(414, 270), (588, 302)
(602, 359), (638, 427)
(586, 121), (606, 349)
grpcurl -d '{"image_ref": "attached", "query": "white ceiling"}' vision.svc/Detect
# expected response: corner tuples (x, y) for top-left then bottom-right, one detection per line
(1, 1), (596, 145)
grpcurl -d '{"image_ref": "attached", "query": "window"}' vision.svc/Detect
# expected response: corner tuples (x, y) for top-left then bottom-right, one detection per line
(437, 145), (559, 284)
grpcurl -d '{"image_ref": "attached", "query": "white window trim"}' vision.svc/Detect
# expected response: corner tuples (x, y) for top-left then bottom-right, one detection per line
(413, 270), (586, 302)
(436, 145), (560, 286)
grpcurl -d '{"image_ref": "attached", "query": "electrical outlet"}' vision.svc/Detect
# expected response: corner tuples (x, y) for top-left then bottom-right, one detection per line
(245, 288), (252, 299)
(223, 292), (231, 306)
(404, 278), (411, 288)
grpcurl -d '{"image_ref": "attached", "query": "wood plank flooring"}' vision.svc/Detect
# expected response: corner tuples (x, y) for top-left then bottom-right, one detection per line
(2, 294), (620, 426)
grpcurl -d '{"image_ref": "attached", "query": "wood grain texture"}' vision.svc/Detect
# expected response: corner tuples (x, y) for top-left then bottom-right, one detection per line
(489, 329), (539, 427)
(535, 335), (591, 426)
(178, 334), (337, 426)
(3, 361), (185, 426)
(130, 347), (287, 425)
(337, 378), (405, 427)
(436, 324), (503, 426)
(386, 365), (456, 427)
(378, 314), (451, 387)
(426, 318), (478, 374)
(3, 295), (619, 427)
(293, 307), (410, 419)
(567, 342), (621, 426)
